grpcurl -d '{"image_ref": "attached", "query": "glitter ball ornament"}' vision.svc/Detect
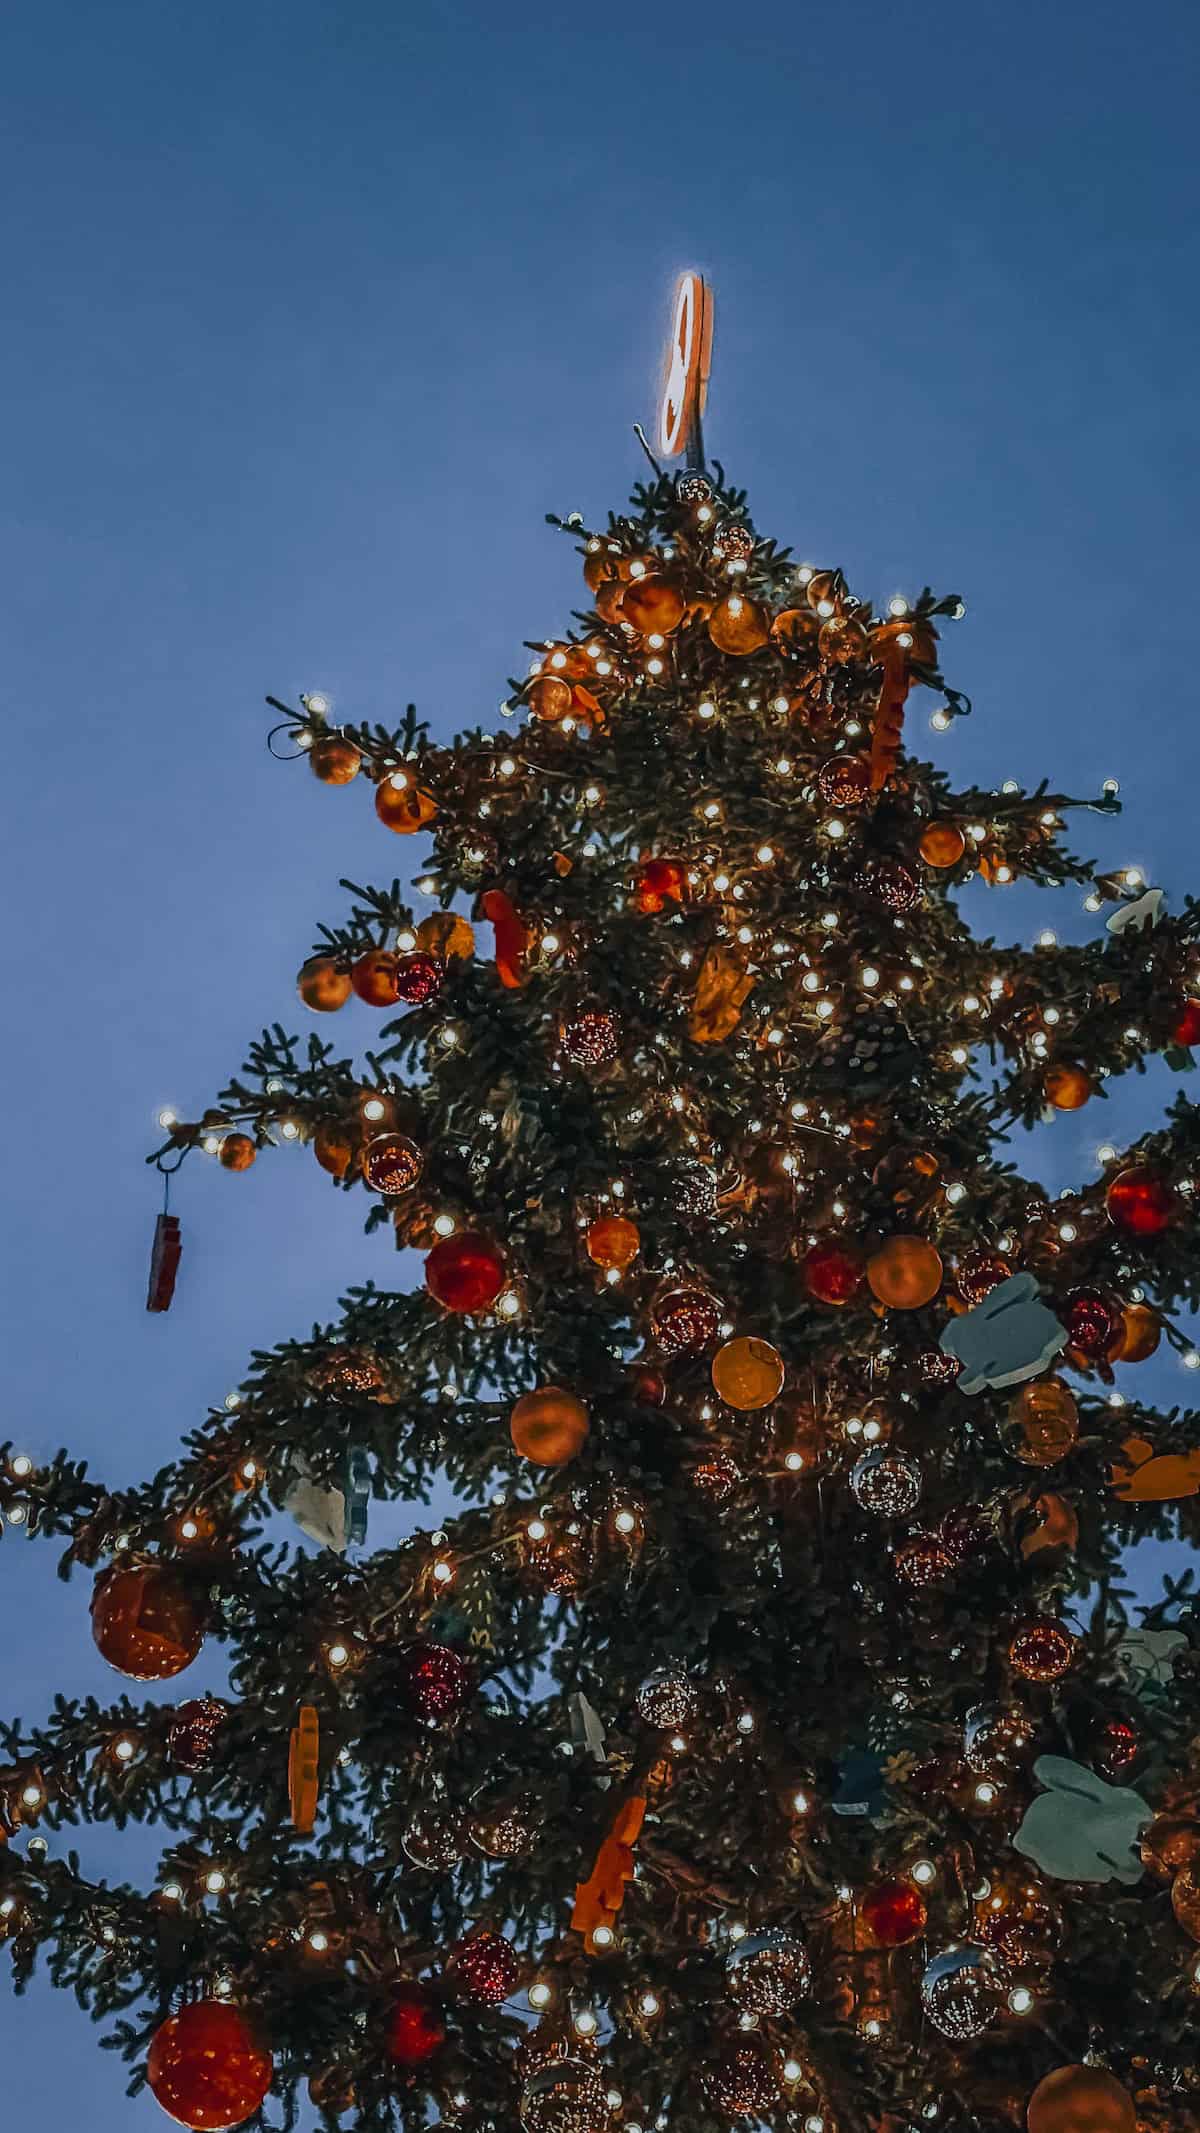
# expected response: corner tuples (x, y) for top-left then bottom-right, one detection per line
(362, 1133), (423, 1195)
(350, 949), (400, 1006)
(446, 1930), (521, 2005)
(91, 1565), (205, 1682)
(167, 1697), (227, 1774)
(308, 734), (361, 784)
(725, 1928), (811, 2013)
(622, 575), (686, 634)
(401, 1808), (466, 1870)
(703, 2037), (780, 2116)
(676, 470), (713, 504)
(816, 753), (872, 808)
(397, 1641), (474, 1724)
(636, 1665), (698, 1730)
(585, 1213), (640, 1270)
(1002, 1378), (1079, 1465)
(708, 594), (769, 655)
(298, 957), (352, 1012)
(1171, 1863), (1200, 1940)
(314, 1347), (386, 1397)
(919, 821), (967, 868)
(147, 2001), (272, 2131)
(692, 1450), (742, 1500)
(851, 1447), (923, 1517)
(803, 1238), (865, 1305)
(919, 1946), (994, 2040)
(712, 1336), (785, 1411)
(561, 1008), (620, 1067)
(636, 857), (687, 913)
(964, 1703), (1035, 1773)
(1009, 1617), (1076, 1683)
(424, 1231), (506, 1314)
(956, 1250), (1012, 1306)
(375, 778), (437, 832)
(711, 519), (755, 563)
(1027, 2065), (1136, 2133)
(385, 1983), (445, 2070)
(1044, 1063), (1093, 1111)
(650, 1284), (721, 1355)
(939, 1503), (989, 1563)
(510, 1385), (589, 1465)
(469, 1793), (535, 1859)
(520, 2057), (608, 2133)
(864, 860), (921, 914)
(867, 1235), (943, 1310)
(218, 1133), (256, 1172)
(1140, 1814), (1200, 1882)
(894, 1533), (954, 1587)
(1063, 1287), (1122, 1359)
(918, 1347), (962, 1386)
(1172, 1000), (1200, 1047)
(1105, 1165), (1174, 1238)
(672, 1158), (719, 1218)
(861, 1876), (928, 1947)
(393, 952), (443, 1005)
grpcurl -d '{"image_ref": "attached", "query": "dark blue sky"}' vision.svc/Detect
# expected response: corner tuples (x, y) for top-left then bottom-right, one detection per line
(4, 0), (1200, 2121)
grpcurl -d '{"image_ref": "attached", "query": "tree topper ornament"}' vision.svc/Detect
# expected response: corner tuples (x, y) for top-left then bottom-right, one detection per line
(938, 1273), (1067, 1394)
(1013, 1755), (1150, 1883)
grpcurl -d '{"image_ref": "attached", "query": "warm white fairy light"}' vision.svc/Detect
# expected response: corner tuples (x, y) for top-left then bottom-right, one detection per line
(9, 1454), (32, 1479)
(526, 1518), (548, 1542)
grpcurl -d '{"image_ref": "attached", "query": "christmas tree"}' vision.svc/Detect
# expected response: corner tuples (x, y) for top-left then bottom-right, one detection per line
(6, 345), (1200, 2133)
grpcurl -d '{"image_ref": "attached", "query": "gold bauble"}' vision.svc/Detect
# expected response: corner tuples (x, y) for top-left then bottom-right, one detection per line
(510, 1387), (590, 1466)
(708, 595), (769, 656)
(866, 1235), (943, 1309)
(711, 1337), (786, 1412)
(1026, 2065), (1136, 2133)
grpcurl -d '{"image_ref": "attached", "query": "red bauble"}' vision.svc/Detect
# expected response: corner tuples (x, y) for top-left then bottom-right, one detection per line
(650, 1285), (721, 1355)
(91, 1565), (205, 1682)
(1063, 1287), (1122, 1358)
(632, 1365), (668, 1406)
(816, 754), (872, 808)
(167, 1698), (227, 1774)
(424, 1232), (506, 1314)
(894, 1534), (954, 1587)
(861, 1876), (928, 1946)
(147, 2001), (272, 2131)
(394, 953), (443, 1005)
(1093, 1715), (1140, 1778)
(446, 1930), (521, 2005)
(561, 1008), (620, 1067)
(1173, 1000), (1200, 1047)
(398, 1641), (474, 1723)
(636, 858), (687, 914)
(1008, 1616), (1076, 1682)
(1105, 1165), (1175, 1238)
(803, 1239), (864, 1306)
(386, 1983), (445, 2069)
(955, 1250), (1011, 1306)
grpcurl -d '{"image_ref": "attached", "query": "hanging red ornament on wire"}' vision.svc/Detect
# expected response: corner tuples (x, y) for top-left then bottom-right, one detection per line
(424, 1232), (506, 1314)
(860, 1876), (928, 1946)
(147, 1210), (183, 1313)
(445, 1930), (521, 2004)
(385, 1982), (445, 2070)
(397, 1641), (474, 1724)
(146, 2001), (272, 2131)
(1104, 1165), (1175, 1238)
(91, 1565), (205, 1682)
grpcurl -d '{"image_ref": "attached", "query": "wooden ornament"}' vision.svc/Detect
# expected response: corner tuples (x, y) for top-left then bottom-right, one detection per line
(147, 1212), (182, 1313)
(288, 1705), (320, 1833)
(689, 946), (754, 1042)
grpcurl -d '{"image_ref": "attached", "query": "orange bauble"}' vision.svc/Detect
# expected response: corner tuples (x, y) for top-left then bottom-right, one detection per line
(583, 547), (618, 592)
(1171, 1863), (1200, 1940)
(1043, 1063), (1092, 1111)
(1109, 1302), (1161, 1363)
(298, 957), (352, 1012)
(313, 1121), (357, 1178)
(375, 778), (438, 832)
(1026, 2065), (1136, 2133)
(594, 577), (626, 622)
(147, 2000), (272, 2131)
(510, 1386), (590, 1466)
(91, 1564), (205, 1681)
(218, 1134), (256, 1172)
(1003, 1378), (1079, 1465)
(919, 822), (967, 868)
(711, 1337), (786, 1412)
(350, 950), (400, 1007)
(621, 575), (686, 635)
(708, 595), (769, 656)
(527, 674), (573, 723)
(1140, 1813), (1200, 1881)
(585, 1214), (641, 1271)
(308, 735), (361, 785)
(866, 1235), (943, 1309)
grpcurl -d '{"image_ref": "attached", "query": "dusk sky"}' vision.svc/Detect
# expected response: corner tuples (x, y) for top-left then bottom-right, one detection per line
(4, 0), (1200, 2122)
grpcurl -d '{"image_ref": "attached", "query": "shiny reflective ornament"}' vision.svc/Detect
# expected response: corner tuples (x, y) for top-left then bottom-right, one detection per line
(636, 1665), (698, 1730)
(313, 1119), (356, 1176)
(218, 1133), (256, 1172)
(527, 673), (573, 722)
(1140, 1813), (1200, 1881)
(711, 519), (755, 562)
(1063, 1287), (1122, 1359)
(1002, 1379), (1078, 1466)
(1026, 2065), (1136, 2133)
(424, 1231), (506, 1314)
(1171, 1862), (1200, 1941)
(585, 1213), (640, 1270)
(385, 1983), (445, 2070)
(510, 1385), (589, 1466)
(147, 2001), (272, 2131)
(622, 575), (686, 634)
(957, 1250), (1012, 1306)
(1105, 1165), (1174, 1238)
(362, 1133), (423, 1195)
(375, 779), (437, 832)
(520, 2057), (608, 2133)
(561, 1008), (620, 1067)
(725, 1928), (811, 2013)
(867, 1235), (943, 1309)
(350, 949), (400, 1006)
(851, 1447), (922, 1517)
(1109, 1302), (1160, 1362)
(92, 1564), (205, 1682)
(816, 754), (872, 808)
(964, 1703), (1034, 1773)
(861, 1875), (928, 1946)
(919, 1946), (995, 2040)
(636, 857), (687, 913)
(308, 734), (361, 784)
(397, 1641), (474, 1723)
(167, 1697), (227, 1774)
(1043, 1063), (1092, 1111)
(393, 951), (442, 1005)
(919, 821), (967, 868)
(446, 1929), (521, 2004)
(650, 1284), (721, 1355)
(298, 957), (352, 1012)
(708, 594), (769, 655)
(803, 1238), (864, 1305)
(894, 1533), (954, 1586)
(703, 2037), (781, 2116)
(1009, 1617), (1076, 1682)
(711, 1336), (785, 1411)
